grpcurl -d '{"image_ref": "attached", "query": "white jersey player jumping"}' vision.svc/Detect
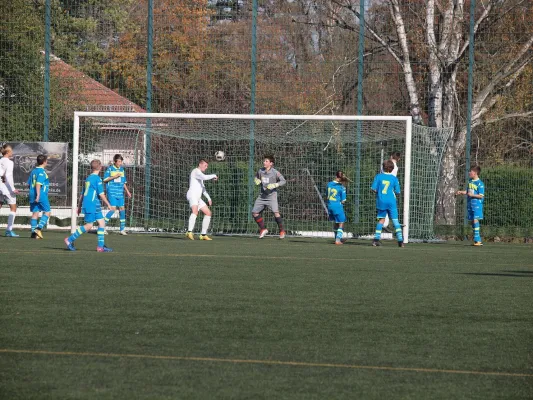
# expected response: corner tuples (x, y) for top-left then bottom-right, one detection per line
(186, 159), (218, 241)
(380, 151), (401, 231)
(0, 145), (20, 237)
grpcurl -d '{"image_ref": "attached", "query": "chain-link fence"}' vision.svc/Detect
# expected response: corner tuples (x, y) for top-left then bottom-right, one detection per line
(1, 0), (532, 238)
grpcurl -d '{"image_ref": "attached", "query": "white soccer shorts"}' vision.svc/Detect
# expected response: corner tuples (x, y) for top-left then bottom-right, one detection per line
(187, 193), (207, 210)
(0, 184), (16, 205)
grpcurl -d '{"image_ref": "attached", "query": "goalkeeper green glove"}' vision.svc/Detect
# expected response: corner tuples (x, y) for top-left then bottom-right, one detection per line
(266, 183), (279, 190)
(254, 177), (261, 185)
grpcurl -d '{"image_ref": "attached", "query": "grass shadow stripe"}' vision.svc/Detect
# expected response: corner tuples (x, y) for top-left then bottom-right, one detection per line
(1, 349), (531, 378)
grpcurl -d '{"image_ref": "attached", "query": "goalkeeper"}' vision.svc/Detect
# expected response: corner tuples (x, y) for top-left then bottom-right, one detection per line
(252, 155), (287, 239)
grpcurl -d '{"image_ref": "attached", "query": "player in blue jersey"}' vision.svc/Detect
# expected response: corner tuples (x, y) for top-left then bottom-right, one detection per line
(371, 160), (404, 247)
(103, 154), (131, 235)
(28, 155), (51, 239)
(326, 170), (349, 245)
(64, 159), (113, 252)
(456, 165), (485, 246)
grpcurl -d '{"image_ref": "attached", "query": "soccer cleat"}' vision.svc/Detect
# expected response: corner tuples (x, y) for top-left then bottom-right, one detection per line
(119, 230), (128, 236)
(5, 230), (20, 237)
(473, 242), (483, 246)
(279, 230), (286, 239)
(34, 228), (44, 239)
(64, 237), (76, 251)
(398, 241), (405, 248)
(259, 229), (268, 239)
(372, 239), (382, 247)
(103, 230), (109, 235)
(335, 240), (343, 245)
(31, 232), (37, 239)
(186, 231), (195, 240)
(199, 235), (213, 241)
(97, 246), (113, 252)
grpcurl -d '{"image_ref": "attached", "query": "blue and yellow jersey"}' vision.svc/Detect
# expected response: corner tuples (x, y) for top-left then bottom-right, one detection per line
(104, 165), (127, 198)
(27, 167), (49, 203)
(467, 178), (485, 206)
(82, 173), (104, 212)
(371, 172), (400, 210)
(326, 180), (346, 209)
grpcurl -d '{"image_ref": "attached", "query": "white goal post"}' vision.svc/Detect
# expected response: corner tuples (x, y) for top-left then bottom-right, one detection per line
(72, 112), (419, 241)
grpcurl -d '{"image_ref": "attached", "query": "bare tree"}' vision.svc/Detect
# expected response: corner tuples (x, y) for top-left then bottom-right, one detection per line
(294, 0), (533, 223)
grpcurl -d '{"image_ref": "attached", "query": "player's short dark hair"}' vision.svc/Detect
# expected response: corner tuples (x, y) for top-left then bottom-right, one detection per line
(36, 154), (47, 166)
(470, 165), (481, 174)
(113, 154), (124, 162)
(90, 159), (102, 170)
(199, 159), (208, 165)
(264, 155), (275, 164)
(383, 159), (394, 173)
(391, 151), (401, 161)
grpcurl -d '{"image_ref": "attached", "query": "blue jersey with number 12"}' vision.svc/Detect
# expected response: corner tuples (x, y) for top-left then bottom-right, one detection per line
(326, 181), (346, 209)
(371, 172), (400, 210)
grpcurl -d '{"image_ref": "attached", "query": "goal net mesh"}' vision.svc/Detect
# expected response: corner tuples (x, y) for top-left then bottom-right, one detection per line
(76, 115), (452, 240)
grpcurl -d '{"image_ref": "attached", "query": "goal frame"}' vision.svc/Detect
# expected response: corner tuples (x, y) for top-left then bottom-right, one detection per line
(72, 112), (413, 242)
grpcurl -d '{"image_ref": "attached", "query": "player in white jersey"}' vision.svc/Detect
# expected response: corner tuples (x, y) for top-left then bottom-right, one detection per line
(0, 145), (20, 237)
(380, 151), (400, 231)
(186, 159), (218, 240)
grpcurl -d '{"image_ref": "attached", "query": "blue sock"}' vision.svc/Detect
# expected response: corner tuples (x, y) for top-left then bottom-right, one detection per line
(335, 228), (343, 241)
(37, 215), (49, 230)
(119, 210), (126, 231)
(375, 222), (383, 240)
(30, 218), (38, 232)
(68, 226), (86, 243)
(473, 221), (481, 242)
(97, 227), (105, 247)
(105, 210), (114, 223)
(392, 219), (404, 242)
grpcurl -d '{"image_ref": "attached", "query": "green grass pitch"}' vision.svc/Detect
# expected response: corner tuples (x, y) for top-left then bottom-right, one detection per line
(1, 232), (532, 399)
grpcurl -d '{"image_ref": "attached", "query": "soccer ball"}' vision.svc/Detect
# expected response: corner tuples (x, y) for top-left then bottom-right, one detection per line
(215, 151), (226, 161)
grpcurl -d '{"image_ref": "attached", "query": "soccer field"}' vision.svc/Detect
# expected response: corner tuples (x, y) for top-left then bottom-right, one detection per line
(1, 233), (532, 399)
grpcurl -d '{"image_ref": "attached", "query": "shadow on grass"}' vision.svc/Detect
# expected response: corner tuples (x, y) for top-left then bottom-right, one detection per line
(153, 236), (187, 240)
(459, 272), (533, 278)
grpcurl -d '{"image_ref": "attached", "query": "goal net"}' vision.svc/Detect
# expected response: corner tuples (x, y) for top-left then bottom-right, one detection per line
(72, 113), (452, 242)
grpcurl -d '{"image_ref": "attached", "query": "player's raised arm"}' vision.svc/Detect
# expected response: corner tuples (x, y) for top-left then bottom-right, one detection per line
(193, 168), (217, 181)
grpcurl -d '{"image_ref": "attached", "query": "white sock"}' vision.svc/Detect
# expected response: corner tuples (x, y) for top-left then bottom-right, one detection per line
(188, 214), (197, 232)
(384, 215), (390, 228)
(7, 211), (16, 231)
(201, 216), (211, 235)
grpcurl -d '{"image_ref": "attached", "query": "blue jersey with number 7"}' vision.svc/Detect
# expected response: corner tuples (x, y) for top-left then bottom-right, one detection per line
(371, 172), (400, 210)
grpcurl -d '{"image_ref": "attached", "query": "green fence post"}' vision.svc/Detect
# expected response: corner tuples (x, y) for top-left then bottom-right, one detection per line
(43, 0), (51, 142)
(248, 0), (258, 222)
(354, 0), (365, 225)
(464, 0), (476, 231)
(144, 0), (153, 227)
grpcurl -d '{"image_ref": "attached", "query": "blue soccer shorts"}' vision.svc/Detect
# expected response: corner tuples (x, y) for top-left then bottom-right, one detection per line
(328, 207), (346, 223)
(108, 196), (125, 208)
(30, 200), (51, 213)
(377, 207), (399, 220)
(83, 209), (104, 223)
(467, 204), (483, 221)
